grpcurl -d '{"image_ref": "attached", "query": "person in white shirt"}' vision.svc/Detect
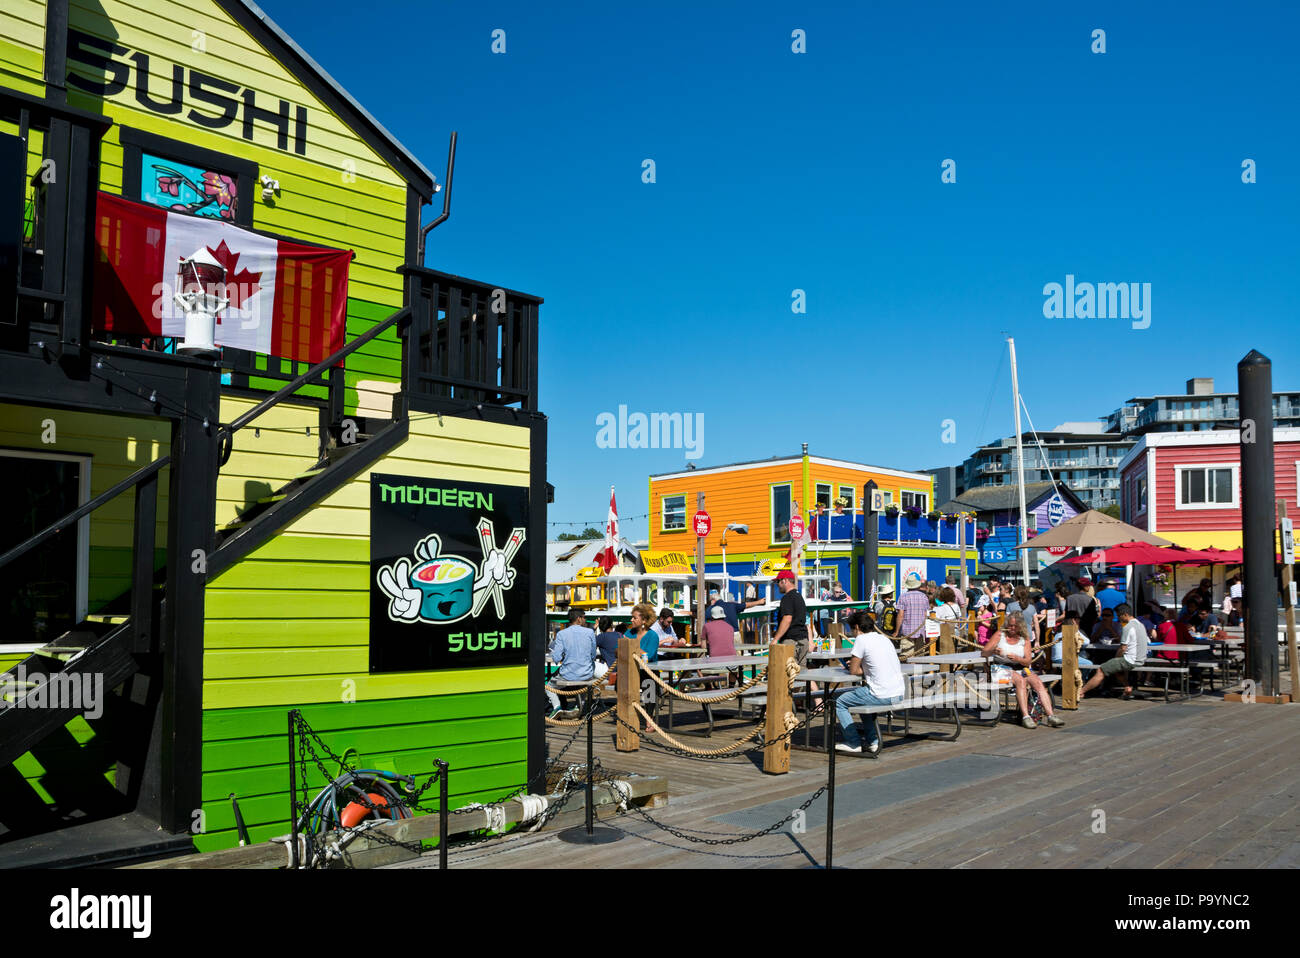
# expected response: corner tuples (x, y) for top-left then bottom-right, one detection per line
(832, 611), (906, 754)
(1081, 603), (1146, 699)
(980, 614), (1065, 729)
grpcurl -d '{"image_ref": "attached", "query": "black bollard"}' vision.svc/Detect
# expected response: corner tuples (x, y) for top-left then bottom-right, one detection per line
(825, 707), (836, 870)
(559, 686), (623, 845)
(437, 759), (449, 869)
(287, 710), (298, 870)
(1239, 351), (1279, 695)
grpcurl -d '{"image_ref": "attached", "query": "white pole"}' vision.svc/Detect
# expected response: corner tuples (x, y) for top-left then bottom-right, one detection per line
(1008, 337), (1031, 585)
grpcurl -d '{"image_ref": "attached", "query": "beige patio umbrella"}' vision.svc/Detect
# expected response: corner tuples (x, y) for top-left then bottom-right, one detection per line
(1014, 509), (1174, 550)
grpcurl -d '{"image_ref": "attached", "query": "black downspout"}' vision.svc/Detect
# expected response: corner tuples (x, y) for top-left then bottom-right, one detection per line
(415, 132), (457, 266)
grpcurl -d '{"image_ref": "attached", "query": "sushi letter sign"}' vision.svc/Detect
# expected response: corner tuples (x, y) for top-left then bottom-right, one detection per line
(370, 474), (529, 672)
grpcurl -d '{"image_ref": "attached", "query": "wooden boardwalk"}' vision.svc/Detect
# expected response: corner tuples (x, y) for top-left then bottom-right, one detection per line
(388, 681), (1300, 869)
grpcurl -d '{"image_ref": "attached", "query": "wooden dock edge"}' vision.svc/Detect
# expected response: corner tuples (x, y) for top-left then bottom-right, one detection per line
(125, 773), (669, 869)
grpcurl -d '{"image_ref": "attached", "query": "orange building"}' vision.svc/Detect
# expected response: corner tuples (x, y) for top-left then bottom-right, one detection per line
(648, 449), (977, 597)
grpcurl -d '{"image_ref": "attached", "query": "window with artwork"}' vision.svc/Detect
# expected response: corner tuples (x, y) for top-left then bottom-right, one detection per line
(140, 151), (240, 222)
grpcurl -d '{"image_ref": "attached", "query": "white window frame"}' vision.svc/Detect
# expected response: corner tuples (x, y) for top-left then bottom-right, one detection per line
(1, 449), (91, 625)
(1174, 463), (1238, 510)
(900, 489), (929, 513)
(837, 485), (855, 510)
(770, 483), (792, 544)
(661, 493), (687, 531)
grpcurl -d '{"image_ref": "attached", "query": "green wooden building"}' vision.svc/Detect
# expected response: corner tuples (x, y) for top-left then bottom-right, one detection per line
(0, 0), (547, 861)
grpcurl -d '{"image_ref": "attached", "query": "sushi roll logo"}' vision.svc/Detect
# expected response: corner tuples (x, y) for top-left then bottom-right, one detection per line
(377, 519), (526, 625)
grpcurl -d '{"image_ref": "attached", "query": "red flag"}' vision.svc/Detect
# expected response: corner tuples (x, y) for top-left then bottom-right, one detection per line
(91, 191), (350, 363)
(596, 487), (619, 573)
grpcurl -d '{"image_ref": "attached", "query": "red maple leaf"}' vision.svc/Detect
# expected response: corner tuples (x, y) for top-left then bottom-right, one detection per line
(206, 239), (263, 310)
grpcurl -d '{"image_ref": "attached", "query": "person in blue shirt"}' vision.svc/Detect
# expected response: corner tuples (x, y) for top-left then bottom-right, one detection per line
(1095, 578), (1126, 612)
(594, 615), (621, 668)
(547, 608), (598, 717)
(624, 601), (659, 730)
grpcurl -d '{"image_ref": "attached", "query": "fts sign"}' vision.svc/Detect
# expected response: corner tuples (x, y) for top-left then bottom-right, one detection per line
(370, 474), (529, 672)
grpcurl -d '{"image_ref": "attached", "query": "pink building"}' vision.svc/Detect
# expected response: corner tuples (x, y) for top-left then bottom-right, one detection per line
(1118, 428), (1300, 550)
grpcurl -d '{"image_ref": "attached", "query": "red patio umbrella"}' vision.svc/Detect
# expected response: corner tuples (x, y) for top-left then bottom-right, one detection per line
(1058, 541), (1203, 565)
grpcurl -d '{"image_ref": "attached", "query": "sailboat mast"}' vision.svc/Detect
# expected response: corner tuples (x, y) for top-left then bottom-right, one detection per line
(1008, 337), (1031, 584)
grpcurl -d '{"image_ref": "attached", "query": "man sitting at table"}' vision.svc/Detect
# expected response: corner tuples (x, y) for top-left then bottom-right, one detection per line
(1081, 603), (1146, 699)
(702, 603), (738, 658)
(547, 608), (599, 718)
(833, 611), (906, 755)
(652, 608), (685, 649)
(1051, 609), (1093, 668)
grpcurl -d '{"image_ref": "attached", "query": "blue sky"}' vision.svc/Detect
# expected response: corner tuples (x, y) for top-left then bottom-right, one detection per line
(269, 0), (1299, 538)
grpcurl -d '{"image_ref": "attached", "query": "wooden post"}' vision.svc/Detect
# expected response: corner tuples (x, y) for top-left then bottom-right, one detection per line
(695, 491), (706, 646)
(616, 636), (639, 751)
(1061, 622), (1079, 710)
(763, 641), (793, 774)
(938, 621), (955, 671)
(1279, 500), (1298, 696)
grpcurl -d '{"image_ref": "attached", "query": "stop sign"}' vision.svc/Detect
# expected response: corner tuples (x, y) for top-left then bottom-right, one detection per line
(789, 516), (805, 540)
(693, 511), (711, 537)
(1046, 546), (1069, 556)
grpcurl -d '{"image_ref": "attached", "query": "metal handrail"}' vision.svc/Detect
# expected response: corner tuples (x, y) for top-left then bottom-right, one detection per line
(220, 306), (409, 440)
(0, 455), (171, 570)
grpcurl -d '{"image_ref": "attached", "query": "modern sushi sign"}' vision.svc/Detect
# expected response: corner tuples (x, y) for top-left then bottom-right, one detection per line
(370, 474), (529, 672)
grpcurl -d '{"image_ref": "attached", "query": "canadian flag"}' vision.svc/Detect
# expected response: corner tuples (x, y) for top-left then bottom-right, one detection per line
(596, 486), (619, 573)
(91, 192), (350, 362)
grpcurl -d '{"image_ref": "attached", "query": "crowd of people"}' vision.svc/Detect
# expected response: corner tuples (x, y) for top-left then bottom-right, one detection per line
(546, 565), (1243, 748)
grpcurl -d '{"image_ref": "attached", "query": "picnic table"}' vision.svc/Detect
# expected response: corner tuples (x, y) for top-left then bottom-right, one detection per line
(788, 662), (941, 749)
(656, 644), (707, 657)
(644, 654), (769, 731)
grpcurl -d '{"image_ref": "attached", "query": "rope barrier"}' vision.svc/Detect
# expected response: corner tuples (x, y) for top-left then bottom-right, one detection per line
(632, 702), (767, 756)
(636, 659), (769, 703)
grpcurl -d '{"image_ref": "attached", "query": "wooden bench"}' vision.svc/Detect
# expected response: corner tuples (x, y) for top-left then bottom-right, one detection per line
(844, 690), (967, 753)
(967, 673), (1062, 722)
(1079, 661), (1191, 702)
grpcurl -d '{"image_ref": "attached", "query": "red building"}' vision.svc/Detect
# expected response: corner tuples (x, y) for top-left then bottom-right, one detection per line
(1118, 428), (1300, 550)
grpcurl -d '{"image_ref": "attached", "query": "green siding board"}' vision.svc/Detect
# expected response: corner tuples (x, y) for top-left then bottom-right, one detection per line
(202, 690), (527, 739)
(205, 589), (366, 619)
(242, 536), (369, 564)
(205, 618), (369, 648)
(203, 715), (527, 771)
(212, 561), (366, 592)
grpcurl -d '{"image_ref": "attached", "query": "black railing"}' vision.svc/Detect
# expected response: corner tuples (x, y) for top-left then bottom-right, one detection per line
(403, 265), (541, 412)
(1, 88), (111, 358)
(0, 454), (168, 653)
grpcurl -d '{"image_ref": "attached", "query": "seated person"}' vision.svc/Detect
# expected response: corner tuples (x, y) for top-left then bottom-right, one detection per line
(594, 615), (621, 669)
(652, 608), (685, 648)
(1229, 597), (1243, 626)
(1090, 606), (1122, 643)
(624, 602), (661, 730)
(974, 604), (995, 646)
(1081, 603), (1146, 698)
(702, 603), (737, 658)
(1151, 606), (1180, 661)
(1051, 610), (1093, 667)
(832, 611), (906, 755)
(547, 608), (599, 717)
(981, 615), (1065, 728)
(1137, 602), (1164, 637)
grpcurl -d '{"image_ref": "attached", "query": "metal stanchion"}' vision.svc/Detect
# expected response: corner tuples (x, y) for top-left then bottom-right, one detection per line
(287, 710), (299, 870)
(825, 706), (835, 870)
(560, 685), (623, 845)
(437, 759), (449, 869)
